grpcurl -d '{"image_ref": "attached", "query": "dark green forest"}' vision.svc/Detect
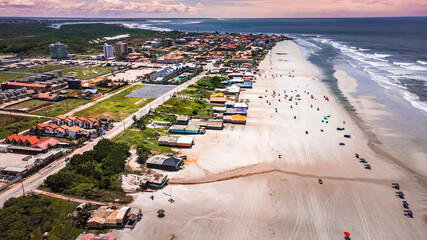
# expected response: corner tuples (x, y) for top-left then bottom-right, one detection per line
(0, 23), (181, 56)
(0, 195), (83, 240)
(44, 139), (131, 202)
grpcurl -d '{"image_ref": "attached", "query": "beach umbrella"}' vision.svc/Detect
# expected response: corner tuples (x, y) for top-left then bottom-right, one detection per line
(294, 116), (296, 119)
(344, 232), (351, 237)
(157, 209), (165, 214)
(322, 120), (324, 123)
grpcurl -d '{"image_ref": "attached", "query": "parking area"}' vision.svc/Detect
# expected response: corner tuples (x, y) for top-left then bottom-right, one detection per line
(126, 85), (176, 98)
(0, 152), (36, 169)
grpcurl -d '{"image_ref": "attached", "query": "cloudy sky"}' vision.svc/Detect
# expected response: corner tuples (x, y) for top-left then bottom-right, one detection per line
(0, 0), (426, 18)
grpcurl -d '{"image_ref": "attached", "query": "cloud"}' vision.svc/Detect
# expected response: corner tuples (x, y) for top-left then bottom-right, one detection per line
(0, 0), (204, 16)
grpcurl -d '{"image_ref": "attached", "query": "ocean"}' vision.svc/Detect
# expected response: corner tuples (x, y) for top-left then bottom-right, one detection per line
(53, 18), (427, 175)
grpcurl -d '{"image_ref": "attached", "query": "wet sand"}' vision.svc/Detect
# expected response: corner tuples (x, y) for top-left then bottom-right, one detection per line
(115, 41), (427, 240)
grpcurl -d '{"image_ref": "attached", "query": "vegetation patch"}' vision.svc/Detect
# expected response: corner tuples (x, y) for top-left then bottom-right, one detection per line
(113, 126), (172, 153)
(0, 72), (24, 83)
(62, 66), (113, 79)
(44, 139), (132, 203)
(32, 99), (89, 117)
(0, 195), (84, 240)
(14, 64), (69, 73)
(76, 85), (154, 121)
(0, 114), (47, 139)
(6, 99), (50, 110)
(157, 97), (213, 118)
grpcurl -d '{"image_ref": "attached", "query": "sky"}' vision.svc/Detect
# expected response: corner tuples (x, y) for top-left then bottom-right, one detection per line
(0, 0), (426, 18)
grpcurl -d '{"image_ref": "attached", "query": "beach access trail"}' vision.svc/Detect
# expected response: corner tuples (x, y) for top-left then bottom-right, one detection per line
(118, 41), (427, 240)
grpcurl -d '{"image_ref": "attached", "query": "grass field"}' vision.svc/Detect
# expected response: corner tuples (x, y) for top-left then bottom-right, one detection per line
(6, 99), (50, 110)
(0, 72), (24, 83)
(76, 85), (154, 121)
(14, 64), (69, 73)
(32, 99), (90, 117)
(0, 114), (47, 139)
(113, 127), (173, 153)
(62, 66), (113, 79)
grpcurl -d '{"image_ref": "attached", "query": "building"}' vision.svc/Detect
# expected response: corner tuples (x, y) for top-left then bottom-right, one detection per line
(49, 42), (69, 59)
(103, 43), (114, 59)
(151, 40), (160, 48)
(87, 206), (130, 229)
(161, 38), (173, 47)
(168, 124), (200, 134)
(176, 115), (190, 125)
(146, 155), (184, 171)
(114, 42), (128, 56)
(36, 93), (60, 101)
(164, 55), (185, 64)
(1, 82), (48, 91)
(149, 64), (184, 82)
(158, 135), (194, 148)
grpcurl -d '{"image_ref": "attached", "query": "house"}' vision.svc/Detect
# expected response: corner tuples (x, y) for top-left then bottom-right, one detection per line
(176, 115), (190, 125)
(36, 93), (60, 101)
(210, 96), (228, 104)
(146, 155), (184, 171)
(176, 136), (194, 147)
(158, 136), (178, 146)
(68, 126), (82, 138)
(207, 119), (224, 130)
(45, 124), (59, 135)
(31, 138), (60, 150)
(168, 124), (199, 134)
(3, 134), (40, 147)
(87, 206), (130, 229)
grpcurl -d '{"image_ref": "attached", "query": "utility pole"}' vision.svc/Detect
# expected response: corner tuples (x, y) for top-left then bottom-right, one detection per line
(21, 182), (25, 196)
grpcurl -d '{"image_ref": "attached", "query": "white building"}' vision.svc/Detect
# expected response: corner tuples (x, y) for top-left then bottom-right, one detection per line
(149, 64), (184, 82)
(103, 43), (114, 59)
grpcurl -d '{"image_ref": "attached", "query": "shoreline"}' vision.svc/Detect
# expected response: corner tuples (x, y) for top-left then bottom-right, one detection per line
(334, 70), (427, 189)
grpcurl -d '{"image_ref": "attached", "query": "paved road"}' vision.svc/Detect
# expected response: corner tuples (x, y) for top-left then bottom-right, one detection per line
(0, 72), (206, 208)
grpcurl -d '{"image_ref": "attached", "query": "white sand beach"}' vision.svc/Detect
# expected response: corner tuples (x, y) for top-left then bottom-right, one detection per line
(115, 41), (427, 240)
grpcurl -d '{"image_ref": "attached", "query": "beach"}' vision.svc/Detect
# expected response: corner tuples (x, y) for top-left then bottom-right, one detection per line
(115, 40), (427, 239)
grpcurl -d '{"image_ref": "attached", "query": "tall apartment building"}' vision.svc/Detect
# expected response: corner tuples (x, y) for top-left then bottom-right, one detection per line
(161, 38), (173, 47)
(49, 42), (69, 59)
(114, 42), (128, 56)
(103, 43), (114, 59)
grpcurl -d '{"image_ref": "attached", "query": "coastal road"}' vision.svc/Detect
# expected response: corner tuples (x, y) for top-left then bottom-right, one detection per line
(0, 72), (206, 208)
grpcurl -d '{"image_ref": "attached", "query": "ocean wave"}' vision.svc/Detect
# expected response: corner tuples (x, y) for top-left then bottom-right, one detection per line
(320, 37), (427, 113)
(417, 60), (427, 65)
(374, 53), (391, 58)
(403, 91), (427, 113)
(147, 20), (172, 23)
(123, 23), (172, 32)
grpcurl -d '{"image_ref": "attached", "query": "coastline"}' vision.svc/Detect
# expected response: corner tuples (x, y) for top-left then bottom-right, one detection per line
(334, 70), (427, 188)
(115, 40), (427, 239)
